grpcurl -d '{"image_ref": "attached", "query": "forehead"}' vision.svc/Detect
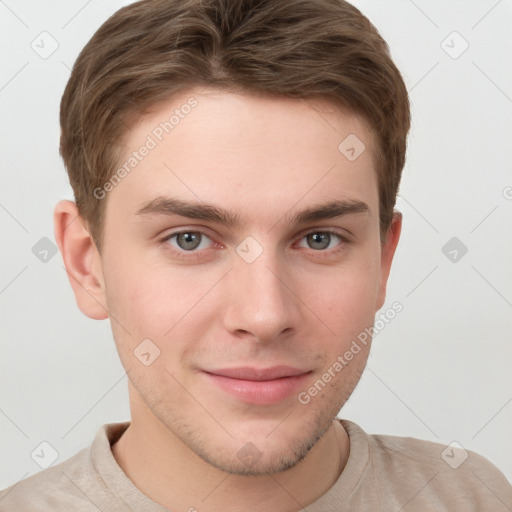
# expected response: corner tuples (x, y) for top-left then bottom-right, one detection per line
(104, 88), (378, 228)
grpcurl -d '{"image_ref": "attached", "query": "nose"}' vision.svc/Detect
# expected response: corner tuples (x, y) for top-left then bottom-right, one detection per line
(221, 248), (300, 343)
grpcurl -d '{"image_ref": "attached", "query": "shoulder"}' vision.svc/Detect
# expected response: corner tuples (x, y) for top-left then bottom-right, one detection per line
(0, 447), (101, 511)
(341, 420), (512, 510)
(0, 421), (130, 511)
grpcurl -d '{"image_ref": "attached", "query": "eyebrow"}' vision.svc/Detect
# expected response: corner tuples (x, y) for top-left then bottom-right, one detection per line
(134, 196), (369, 227)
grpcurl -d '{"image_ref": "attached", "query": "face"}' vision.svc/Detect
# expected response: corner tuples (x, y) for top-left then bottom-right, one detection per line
(91, 88), (398, 475)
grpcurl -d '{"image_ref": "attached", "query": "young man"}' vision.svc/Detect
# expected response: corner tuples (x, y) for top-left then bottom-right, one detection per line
(1, 0), (510, 510)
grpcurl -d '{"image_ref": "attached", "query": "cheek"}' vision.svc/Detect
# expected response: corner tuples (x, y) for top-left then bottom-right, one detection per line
(103, 254), (221, 344)
(301, 253), (380, 332)
(302, 263), (378, 395)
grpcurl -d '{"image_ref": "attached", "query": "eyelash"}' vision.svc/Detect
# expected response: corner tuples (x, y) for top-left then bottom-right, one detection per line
(160, 229), (349, 260)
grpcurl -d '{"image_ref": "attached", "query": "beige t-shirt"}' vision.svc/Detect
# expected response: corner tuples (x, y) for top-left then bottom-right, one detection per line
(1, 419), (510, 511)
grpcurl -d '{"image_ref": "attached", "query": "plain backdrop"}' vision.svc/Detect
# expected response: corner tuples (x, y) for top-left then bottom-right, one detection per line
(1, 0), (511, 489)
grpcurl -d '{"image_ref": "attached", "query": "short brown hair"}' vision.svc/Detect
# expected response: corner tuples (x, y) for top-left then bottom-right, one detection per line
(60, 0), (410, 251)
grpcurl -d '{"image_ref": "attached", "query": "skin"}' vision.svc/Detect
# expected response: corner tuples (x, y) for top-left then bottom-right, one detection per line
(54, 88), (401, 512)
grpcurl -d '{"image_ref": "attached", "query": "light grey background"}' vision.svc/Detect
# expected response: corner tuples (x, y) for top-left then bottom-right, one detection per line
(1, 0), (511, 489)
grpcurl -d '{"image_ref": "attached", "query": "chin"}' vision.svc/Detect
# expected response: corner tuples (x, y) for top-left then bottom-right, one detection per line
(178, 411), (334, 476)
(196, 430), (323, 476)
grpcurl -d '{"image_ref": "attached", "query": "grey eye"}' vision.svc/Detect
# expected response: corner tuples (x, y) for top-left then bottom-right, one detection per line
(306, 232), (332, 250)
(175, 232), (202, 250)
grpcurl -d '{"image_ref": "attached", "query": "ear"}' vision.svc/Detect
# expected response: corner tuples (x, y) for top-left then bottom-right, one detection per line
(376, 210), (402, 311)
(54, 200), (108, 320)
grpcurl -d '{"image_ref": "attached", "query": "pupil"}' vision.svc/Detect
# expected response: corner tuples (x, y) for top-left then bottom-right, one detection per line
(309, 233), (330, 250)
(178, 232), (200, 250)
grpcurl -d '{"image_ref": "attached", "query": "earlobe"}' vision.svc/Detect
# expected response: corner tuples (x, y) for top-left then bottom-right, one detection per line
(376, 210), (402, 311)
(54, 200), (108, 320)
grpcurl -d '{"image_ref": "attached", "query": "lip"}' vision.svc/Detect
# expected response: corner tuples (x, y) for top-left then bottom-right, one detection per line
(201, 366), (311, 405)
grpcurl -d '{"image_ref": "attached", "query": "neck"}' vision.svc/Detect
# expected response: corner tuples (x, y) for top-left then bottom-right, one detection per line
(112, 396), (350, 512)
